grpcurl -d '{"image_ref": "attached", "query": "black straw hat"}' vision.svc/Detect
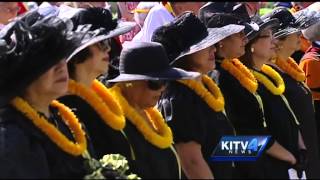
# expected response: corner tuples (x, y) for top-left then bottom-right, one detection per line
(246, 15), (280, 41)
(152, 12), (245, 65)
(261, 7), (300, 39)
(198, 2), (237, 24)
(59, 7), (136, 61)
(108, 42), (200, 82)
(199, 2), (259, 32)
(0, 12), (79, 107)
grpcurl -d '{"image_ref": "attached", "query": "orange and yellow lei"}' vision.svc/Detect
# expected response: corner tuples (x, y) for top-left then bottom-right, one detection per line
(11, 97), (87, 156)
(251, 65), (285, 95)
(68, 79), (125, 130)
(110, 85), (173, 149)
(221, 59), (258, 93)
(177, 74), (225, 112)
(275, 57), (306, 82)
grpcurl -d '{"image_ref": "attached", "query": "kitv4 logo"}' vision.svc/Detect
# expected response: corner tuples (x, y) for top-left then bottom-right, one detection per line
(210, 136), (270, 161)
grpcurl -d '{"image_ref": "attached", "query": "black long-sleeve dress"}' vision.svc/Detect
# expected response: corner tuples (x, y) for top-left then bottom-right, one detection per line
(58, 95), (132, 160)
(59, 94), (180, 179)
(251, 68), (300, 178)
(0, 105), (90, 178)
(158, 80), (235, 179)
(215, 60), (275, 178)
(269, 64), (320, 178)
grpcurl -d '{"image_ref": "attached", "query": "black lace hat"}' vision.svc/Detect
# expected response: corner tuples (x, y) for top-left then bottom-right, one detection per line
(246, 15), (279, 41)
(0, 12), (80, 107)
(60, 7), (136, 61)
(152, 12), (244, 65)
(261, 7), (300, 39)
(199, 2), (259, 32)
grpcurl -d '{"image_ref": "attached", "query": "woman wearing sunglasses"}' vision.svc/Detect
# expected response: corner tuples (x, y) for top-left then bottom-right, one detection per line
(152, 12), (245, 179)
(262, 7), (320, 178)
(239, 15), (306, 178)
(108, 41), (199, 178)
(57, 7), (137, 161)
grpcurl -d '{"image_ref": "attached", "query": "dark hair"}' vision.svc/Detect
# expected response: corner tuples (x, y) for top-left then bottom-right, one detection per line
(67, 48), (93, 79)
(239, 37), (259, 68)
(172, 55), (193, 70)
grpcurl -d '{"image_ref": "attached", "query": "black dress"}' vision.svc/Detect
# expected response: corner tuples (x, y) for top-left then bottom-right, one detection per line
(58, 95), (132, 160)
(270, 64), (320, 178)
(158, 81), (235, 179)
(215, 61), (275, 178)
(122, 119), (180, 179)
(0, 105), (90, 178)
(59, 95), (180, 179)
(252, 68), (300, 178)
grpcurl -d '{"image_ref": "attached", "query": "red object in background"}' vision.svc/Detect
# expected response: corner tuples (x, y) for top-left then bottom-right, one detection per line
(17, 2), (28, 15)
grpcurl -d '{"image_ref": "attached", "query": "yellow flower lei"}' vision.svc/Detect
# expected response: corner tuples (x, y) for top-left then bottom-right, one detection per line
(251, 65), (285, 95)
(221, 59), (258, 93)
(11, 97), (87, 156)
(68, 79), (125, 131)
(177, 74), (225, 112)
(275, 57), (306, 82)
(110, 85), (173, 149)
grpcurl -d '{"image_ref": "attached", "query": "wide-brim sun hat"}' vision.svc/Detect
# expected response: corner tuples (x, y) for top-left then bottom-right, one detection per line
(199, 2), (259, 32)
(261, 7), (301, 39)
(66, 21), (136, 62)
(246, 15), (280, 41)
(0, 12), (80, 107)
(108, 41), (200, 83)
(58, 6), (136, 62)
(294, 5), (320, 30)
(152, 11), (245, 65)
(175, 24), (245, 61)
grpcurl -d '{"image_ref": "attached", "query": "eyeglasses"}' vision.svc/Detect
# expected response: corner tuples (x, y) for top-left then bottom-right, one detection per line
(96, 39), (111, 52)
(0, 6), (20, 13)
(147, 80), (168, 91)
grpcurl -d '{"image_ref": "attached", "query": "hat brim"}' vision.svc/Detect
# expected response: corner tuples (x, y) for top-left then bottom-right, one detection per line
(66, 21), (136, 62)
(108, 67), (200, 82)
(274, 26), (301, 39)
(247, 18), (280, 41)
(172, 24), (245, 64)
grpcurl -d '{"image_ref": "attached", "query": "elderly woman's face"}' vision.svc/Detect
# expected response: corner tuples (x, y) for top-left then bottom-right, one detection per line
(24, 60), (69, 99)
(125, 80), (167, 109)
(218, 30), (248, 59)
(251, 28), (278, 60)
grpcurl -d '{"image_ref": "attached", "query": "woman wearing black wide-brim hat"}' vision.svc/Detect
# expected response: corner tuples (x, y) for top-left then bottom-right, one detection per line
(262, 7), (320, 179)
(152, 12), (244, 179)
(0, 13), (91, 178)
(106, 41), (199, 179)
(199, 5), (279, 179)
(240, 14), (308, 178)
(57, 7), (137, 164)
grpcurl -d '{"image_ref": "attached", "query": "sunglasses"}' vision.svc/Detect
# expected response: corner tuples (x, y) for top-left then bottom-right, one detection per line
(96, 39), (111, 52)
(147, 80), (169, 91)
